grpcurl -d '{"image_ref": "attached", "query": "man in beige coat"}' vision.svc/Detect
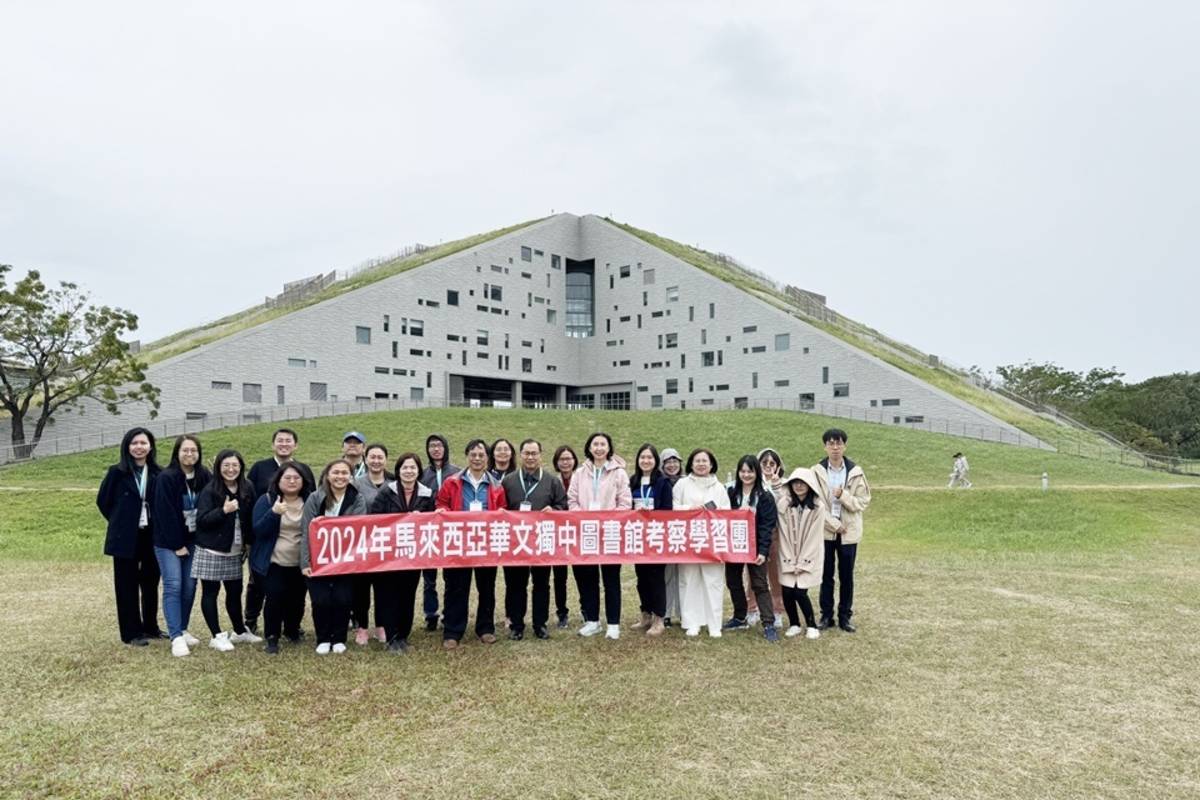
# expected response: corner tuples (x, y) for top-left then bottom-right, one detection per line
(811, 428), (871, 633)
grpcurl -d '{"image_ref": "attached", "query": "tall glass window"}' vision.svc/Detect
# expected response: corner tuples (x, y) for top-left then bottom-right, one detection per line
(565, 260), (594, 338)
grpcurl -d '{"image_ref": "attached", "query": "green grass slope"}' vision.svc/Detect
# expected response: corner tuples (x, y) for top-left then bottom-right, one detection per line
(141, 218), (545, 365)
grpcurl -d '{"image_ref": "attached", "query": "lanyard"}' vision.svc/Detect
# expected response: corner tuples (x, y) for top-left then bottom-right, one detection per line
(135, 466), (147, 499)
(520, 469), (541, 501)
(592, 466), (603, 499)
(637, 479), (653, 499)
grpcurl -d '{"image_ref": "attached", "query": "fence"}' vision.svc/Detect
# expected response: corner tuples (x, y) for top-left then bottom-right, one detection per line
(0, 395), (1043, 464)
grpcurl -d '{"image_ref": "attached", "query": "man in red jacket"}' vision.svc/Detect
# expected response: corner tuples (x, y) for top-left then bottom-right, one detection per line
(435, 439), (507, 650)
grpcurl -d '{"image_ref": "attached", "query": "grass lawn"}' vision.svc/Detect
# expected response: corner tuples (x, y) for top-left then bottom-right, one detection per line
(1, 410), (1197, 798)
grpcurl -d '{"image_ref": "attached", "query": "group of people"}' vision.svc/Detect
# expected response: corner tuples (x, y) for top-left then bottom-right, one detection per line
(96, 424), (871, 656)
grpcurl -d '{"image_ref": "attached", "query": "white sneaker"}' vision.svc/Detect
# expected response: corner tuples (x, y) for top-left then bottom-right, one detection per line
(774, 618), (783, 628)
(685, 627), (701, 637)
(805, 627), (821, 640)
(171, 636), (190, 657)
(746, 611), (761, 626)
(578, 621), (602, 637)
(605, 624), (620, 640)
(209, 632), (234, 652)
(708, 628), (722, 638)
(332, 643), (347, 654)
(785, 625), (804, 638)
(231, 629), (262, 644)
(182, 631), (200, 647)
(315, 643), (331, 655)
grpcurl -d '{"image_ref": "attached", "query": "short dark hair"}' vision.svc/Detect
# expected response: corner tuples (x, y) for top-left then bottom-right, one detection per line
(269, 462), (314, 500)
(552, 445), (579, 473)
(584, 432), (614, 463)
(519, 438), (541, 453)
(272, 428), (299, 444)
(394, 452), (423, 476)
(464, 439), (489, 456)
(364, 443), (389, 459)
(685, 448), (718, 475)
(822, 428), (848, 444)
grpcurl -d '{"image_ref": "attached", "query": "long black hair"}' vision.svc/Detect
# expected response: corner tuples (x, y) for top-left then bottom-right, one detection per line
(117, 427), (158, 474)
(166, 434), (204, 472)
(735, 455), (764, 494)
(489, 438), (516, 475)
(629, 443), (661, 487)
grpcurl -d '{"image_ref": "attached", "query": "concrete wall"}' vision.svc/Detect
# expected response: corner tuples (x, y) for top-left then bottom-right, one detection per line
(1, 212), (1025, 455)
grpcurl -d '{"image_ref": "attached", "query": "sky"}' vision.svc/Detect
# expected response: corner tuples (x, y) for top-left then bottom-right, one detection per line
(2, 1), (1197, 383)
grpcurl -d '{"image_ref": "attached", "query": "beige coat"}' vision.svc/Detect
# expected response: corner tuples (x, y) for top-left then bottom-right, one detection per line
(775, 469), (826, 590)
(811, 458), (871, 544)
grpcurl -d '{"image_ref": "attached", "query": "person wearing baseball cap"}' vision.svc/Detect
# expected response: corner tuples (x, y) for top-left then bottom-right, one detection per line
(342, 432), (367, 479)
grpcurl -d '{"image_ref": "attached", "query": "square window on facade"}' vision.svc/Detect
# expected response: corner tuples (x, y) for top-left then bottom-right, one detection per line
(355, 326), (371, 344)
(666, 379), (678, 394)
(310, 382), (328, 402)
(833, 383), (850, 398)
(522, 358), (532, 373)
(242, 383), (262, 403)
(665, 333), (678, 348)
(775, 333), (790, 351)
(643, 269), (656, 285)
(411, 387), (425, 401)
(447, 290), (459, 306)
(701, 351), (715, 367)
(521, 246), (532, 262)
(551, 254), (561, 269)
(546, 308), (557, 324)
(799, 393), (815, 409)
(410, 319), (424, 336)
(490, 286), (502, 302)
(651, 395), (663, 408)
(667, 286), (680, 302)
(619, 265), (631, 278)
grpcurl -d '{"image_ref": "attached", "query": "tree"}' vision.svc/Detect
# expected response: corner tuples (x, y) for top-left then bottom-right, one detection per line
(995, 361), (1124, 407)
(0, 264), (160, 459)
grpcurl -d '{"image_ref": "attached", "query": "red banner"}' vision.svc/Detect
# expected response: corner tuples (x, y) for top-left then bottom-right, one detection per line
(307, 508), (756, 576)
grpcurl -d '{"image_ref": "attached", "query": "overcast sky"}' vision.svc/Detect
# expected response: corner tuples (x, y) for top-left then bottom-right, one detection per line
(3, 1), (1196, 382)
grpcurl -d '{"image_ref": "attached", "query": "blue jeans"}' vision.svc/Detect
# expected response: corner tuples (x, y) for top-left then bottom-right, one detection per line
(154, 545), (197, 639)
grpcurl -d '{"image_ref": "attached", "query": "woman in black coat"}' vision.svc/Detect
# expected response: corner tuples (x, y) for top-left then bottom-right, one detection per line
(628, 443), (674, 637)
(96, 427), (162, 646)
(368, 452), (436, 653)
(724, 455), (780, 641)
(193, 449), (258, 652)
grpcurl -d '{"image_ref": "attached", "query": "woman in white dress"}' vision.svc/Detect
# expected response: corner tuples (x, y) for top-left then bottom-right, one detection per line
(672, 448), (731, 638)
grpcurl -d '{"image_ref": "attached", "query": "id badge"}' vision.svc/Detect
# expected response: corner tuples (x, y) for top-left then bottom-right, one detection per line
(589, 500), (601, 511)
(469, 501), (483, 512)
(138, 501), (149, 529)
(641, 497), (654, 510)
(519, 502), (532, 512)
(183, 509), (197, 532)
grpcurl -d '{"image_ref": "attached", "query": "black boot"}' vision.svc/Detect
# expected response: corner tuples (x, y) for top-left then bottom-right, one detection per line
(264, 636), (280, 654)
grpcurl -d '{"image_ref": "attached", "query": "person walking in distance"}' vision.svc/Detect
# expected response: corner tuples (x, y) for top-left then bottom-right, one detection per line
(948, 452), (973, 489)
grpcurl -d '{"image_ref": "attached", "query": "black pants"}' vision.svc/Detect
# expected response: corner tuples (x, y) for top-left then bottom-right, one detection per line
(820, 538), (858, 622)
(377, 569), (421, 643)
(351, 574), (382, 630)
(111, 537), (161, 642)
(200, 579), (245, 637)
(442, 566), (497, 641)
(308, 576), (352, 645)
(262, 564), (306, 640)
(244, 568), (264, 626)
(503, 565), (550, 633)
(573, 564), (622, 625)
(422, 568), (439, 622)
(553, 564), (570, 619)
(725, 561), (776, 625)
(634, 563), (666, 618)
(782, 585), (817, 629)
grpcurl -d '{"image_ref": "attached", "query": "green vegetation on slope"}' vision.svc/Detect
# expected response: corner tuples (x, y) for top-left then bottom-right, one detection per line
(141, 218), (545, 364)
(609, 218), (1136, 460)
